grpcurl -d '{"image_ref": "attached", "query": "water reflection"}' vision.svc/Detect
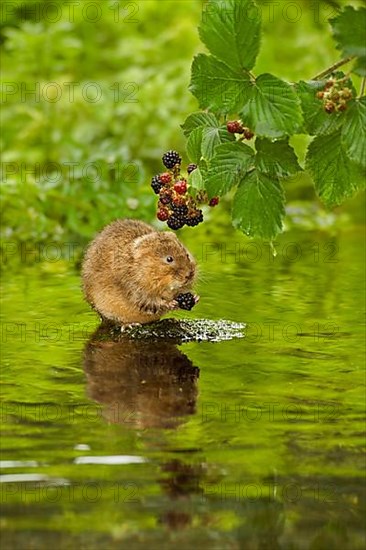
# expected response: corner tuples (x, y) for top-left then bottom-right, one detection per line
(83, 325), (200, 429)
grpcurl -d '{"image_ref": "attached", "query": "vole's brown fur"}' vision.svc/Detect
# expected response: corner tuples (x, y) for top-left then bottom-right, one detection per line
(82, 219), (196, 325)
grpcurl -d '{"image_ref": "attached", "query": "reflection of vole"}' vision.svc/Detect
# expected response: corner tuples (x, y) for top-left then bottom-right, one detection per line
(83, 326), (200, 429)
(82, 219), (197, 325)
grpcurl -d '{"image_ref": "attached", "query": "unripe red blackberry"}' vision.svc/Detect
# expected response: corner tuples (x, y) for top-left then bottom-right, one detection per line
(157, 208), (170, 222)
(227, 120), (244, 134)
(340, 88), (353, 100)
(337, 103), (347, 112)
(174, 179), (187, 195)
(187, 163), (197, 174)
(209, 197), (219, 207)
(159, 188), (173, 205)
(162, 150), (181, 169)
(151, 175), (163, 194)
(324, 101), (335, 114)
(160, 172), (172, 185)
(176, 292), (196, 310)
(243, 128), (254, 140)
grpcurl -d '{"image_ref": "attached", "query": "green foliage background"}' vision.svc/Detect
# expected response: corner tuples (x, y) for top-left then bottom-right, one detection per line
(1, 0), (365, 247)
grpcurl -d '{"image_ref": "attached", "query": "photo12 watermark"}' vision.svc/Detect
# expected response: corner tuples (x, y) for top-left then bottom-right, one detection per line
(1, 2), (140, 24)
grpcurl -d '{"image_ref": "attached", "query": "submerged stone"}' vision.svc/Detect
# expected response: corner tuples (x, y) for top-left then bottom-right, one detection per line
(107, 318), (246, 343)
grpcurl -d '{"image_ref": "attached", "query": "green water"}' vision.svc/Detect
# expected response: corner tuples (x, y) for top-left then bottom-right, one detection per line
(1, 222), (365, 549)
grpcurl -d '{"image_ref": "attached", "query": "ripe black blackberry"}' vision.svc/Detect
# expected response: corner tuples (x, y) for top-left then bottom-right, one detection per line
(167, 216), (185, 230)
(176, 292), (196, 311)
(162, 150), (181, 169)
(187, 163), (197, 174)
(186, 209), (203, 227)
(171, 203), (189, 217)
(151, 175), (163, 194)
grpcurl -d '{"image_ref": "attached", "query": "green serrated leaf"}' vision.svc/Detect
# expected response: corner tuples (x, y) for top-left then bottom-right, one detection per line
(241, 74), (303, 138)
(190, 54), (252, 114)
(296, 80), (346, 136)
(232, 170), (285, 239)
(205, 141), (255, 197)
(181, 112), (218, 137)
(199, 159), (209, 179)
(353, 57), (366, 77)
(188, 166), (204, 190)
(330, 7), (366, 60)
(341, 98), (366, 168)
(306, 132), (365, 207)
(186, 127), (203, 164)
(199, 0), (261, 72)
(255, 137), (302, 177)
(201, 125), (235, 160)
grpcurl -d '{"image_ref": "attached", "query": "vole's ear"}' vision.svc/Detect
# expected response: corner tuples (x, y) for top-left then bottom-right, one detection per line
(132, 233), (153, 253)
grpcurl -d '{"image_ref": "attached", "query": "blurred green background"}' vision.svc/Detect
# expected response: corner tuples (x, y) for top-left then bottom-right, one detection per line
(1, 0), (365, 250)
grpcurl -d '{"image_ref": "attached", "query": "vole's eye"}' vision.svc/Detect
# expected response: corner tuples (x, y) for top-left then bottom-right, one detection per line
(166, 256), (174, 264)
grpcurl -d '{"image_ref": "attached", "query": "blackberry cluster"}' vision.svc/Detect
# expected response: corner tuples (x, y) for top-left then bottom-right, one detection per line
(227, 120), (254, 140)
(176, 292), (196, 311)
(316, 78), (353, 113)
(152, 150), (219, 230)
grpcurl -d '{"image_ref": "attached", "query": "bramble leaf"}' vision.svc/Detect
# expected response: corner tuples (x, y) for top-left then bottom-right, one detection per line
(232, 170), (285, 239)
(184, 113), (235, 161)
(199, 0), (261, 72)
(188, 166), (204, 190)
(330, 7), (366, 75)
(306, 132), (365, 207)
(186, 127), (203, 164)
(341, 98), (366, 168)
(181, 112), (219, 137)
(201, 125), (235, 160)
(255, 137), (302, 177)
(190, 54), (252, 113)
(241, 74), (303, 138)
(205, 141), (255, 197)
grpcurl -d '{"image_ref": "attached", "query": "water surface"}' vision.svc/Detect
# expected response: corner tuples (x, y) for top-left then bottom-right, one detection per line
(1, 224), (365, 549)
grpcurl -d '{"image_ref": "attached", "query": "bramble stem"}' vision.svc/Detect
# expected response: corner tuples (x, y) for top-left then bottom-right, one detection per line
(312, 55), (356, 80)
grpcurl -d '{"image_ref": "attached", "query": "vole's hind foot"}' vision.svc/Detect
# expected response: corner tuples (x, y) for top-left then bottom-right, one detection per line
(120, 322), (141, 332)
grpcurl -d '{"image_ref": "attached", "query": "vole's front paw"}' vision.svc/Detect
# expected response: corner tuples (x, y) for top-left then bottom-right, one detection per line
(166, 300), (180, 311)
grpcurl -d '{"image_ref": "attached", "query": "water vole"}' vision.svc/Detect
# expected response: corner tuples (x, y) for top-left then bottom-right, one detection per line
(82, 219), (197, 325)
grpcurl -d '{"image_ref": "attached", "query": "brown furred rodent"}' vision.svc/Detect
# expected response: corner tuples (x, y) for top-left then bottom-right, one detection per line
(82, 219), (197, 325)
